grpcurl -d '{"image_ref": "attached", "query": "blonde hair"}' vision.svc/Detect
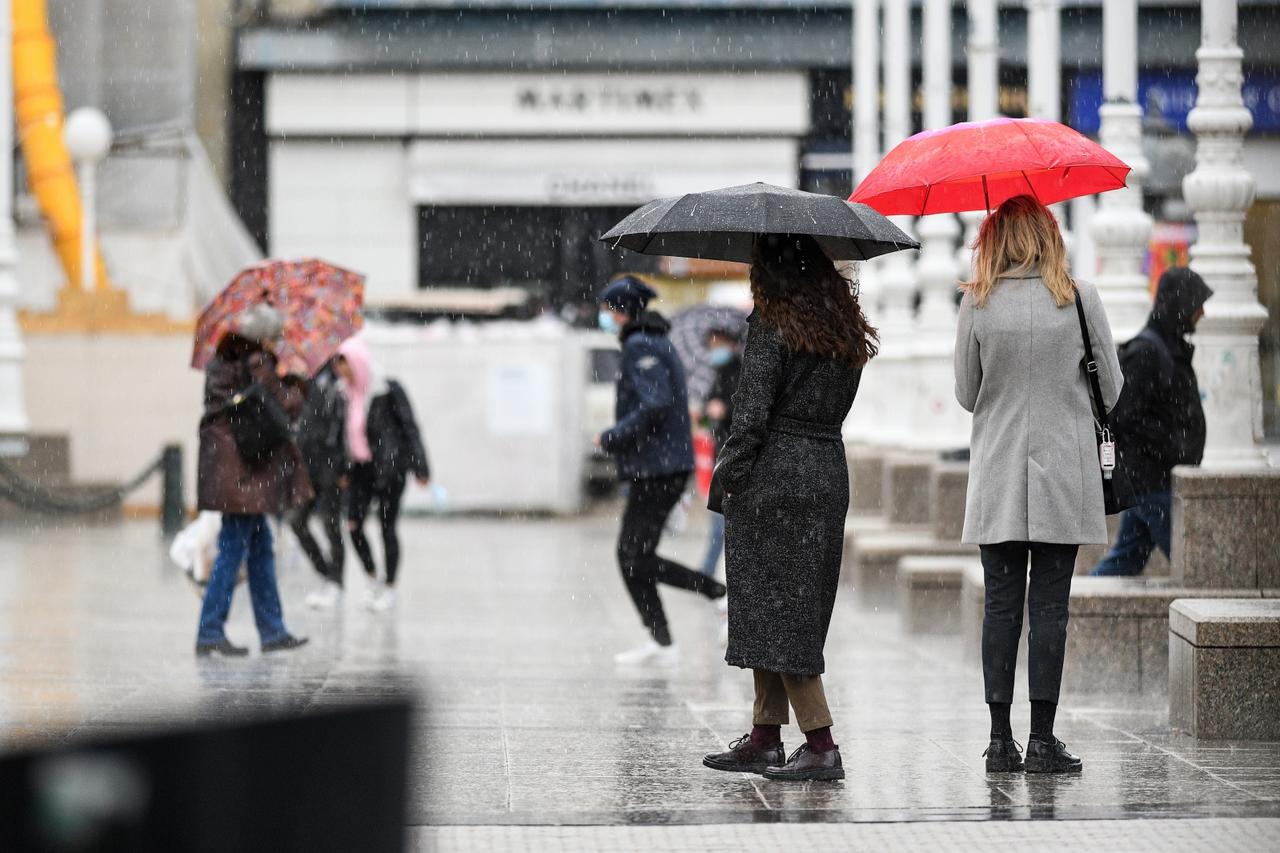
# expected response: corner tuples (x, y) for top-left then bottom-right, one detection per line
(963, 195), (1073, 308)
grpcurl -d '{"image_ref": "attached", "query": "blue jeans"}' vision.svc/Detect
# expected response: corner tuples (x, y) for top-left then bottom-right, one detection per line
(701, 512), (726, 576)
(197, 513), (289, 646)
(1091, 490), (1172, 577)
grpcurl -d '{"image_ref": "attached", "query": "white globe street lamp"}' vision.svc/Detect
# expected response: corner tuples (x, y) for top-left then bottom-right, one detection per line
(63, 107), (113, 292)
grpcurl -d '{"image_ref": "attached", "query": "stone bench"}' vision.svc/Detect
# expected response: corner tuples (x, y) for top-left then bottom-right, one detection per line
(1172, 468), (1280, 591)
(897, 556), (977, 634)
(1170, 599), (1280, 739)
(959, 568), (1259, 695)
(847, 531), (975, 608)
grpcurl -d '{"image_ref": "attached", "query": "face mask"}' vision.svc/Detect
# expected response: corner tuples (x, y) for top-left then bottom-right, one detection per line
(707, 346), (734, 367)
(598, 309), (620, 334)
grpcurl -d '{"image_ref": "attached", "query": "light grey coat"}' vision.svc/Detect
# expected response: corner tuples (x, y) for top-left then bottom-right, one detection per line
(955, 275), (1123, 545)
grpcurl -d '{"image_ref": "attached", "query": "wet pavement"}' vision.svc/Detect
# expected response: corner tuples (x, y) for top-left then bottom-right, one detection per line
(2, 509), (1279, 848)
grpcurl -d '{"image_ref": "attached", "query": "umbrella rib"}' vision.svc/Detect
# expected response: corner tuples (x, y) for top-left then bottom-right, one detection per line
(981, 175), (991, 214)
(920, 182), (934, 216)
(1020, 170), (1042, 204)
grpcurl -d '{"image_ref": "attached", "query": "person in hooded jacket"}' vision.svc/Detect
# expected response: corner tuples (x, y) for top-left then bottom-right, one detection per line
(335, 336), (431, 612)
(291, 360), (350, 609)
(596, 276), (727, 666)
(195, 304), (311, 657)
(700, 326), (743, 577)
(1092, 267), (1212, 576)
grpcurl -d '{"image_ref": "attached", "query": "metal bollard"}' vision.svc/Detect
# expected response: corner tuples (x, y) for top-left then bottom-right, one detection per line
(160, 444), (185, 538)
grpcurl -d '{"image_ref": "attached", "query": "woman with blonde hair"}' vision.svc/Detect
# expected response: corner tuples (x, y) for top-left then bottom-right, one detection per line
(955, 195), (1122, 774)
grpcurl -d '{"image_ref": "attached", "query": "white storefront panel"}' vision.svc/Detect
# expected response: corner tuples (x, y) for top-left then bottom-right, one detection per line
(408, 138), (801, 206)
(269, 140), (417, 299)
(266, 72), (809, 137)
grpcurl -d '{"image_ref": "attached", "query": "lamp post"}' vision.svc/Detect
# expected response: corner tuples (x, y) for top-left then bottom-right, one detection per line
(63, 107), (113, 292)
(1182, 0), (1269, 466)
(0, 0), (29, 436)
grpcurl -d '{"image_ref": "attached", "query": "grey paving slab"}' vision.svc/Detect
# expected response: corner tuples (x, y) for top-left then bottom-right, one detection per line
(2, 511), (1280, 835)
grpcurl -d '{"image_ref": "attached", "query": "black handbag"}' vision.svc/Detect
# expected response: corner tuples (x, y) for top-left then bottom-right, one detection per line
(1073, 290), (1136, 515)
(225, 381), (293, 465)
(707, 356), (820, 514)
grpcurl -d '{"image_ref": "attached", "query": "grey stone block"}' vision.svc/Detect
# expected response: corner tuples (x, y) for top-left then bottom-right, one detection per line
(960, 561), (986, 663)
(897, 556), (973, 635)
(883, 453), (934, 527)
(847, 531), (974, 610)
(1063, 614), (1141, 695)
(930, 462), (968, 543)
(848, 447), (884, 516)
(1172, 468), (1280, 591)
(1169, 601), (1280, 740)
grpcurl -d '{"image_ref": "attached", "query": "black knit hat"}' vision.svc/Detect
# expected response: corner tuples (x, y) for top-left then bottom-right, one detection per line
(599, 275), (657, 318)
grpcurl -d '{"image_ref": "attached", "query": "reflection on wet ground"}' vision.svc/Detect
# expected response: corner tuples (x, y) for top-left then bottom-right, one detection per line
(1, 511), (1278, 829)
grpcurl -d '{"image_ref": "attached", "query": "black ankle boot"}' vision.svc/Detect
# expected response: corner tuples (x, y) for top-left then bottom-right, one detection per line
(703, 734), (785, 775)
(983, 737), (1024, 772)
(1025, 737), (1082, 774)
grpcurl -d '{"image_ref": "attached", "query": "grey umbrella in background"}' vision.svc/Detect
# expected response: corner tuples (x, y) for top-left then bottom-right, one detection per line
(669, 304), (749, 405)
(599, 182), (919, 262)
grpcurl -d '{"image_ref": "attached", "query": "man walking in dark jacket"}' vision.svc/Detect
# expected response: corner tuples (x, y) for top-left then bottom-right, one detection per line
(1092, 267), (1213, 576)
(596, 276), (726, 665)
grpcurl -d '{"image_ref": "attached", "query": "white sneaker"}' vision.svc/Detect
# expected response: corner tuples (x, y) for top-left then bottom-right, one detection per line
(366, 587), (397, 612)
(364, 578), (385, 607)
(613, 640), (679, 666)
(306, 582), (342, 610)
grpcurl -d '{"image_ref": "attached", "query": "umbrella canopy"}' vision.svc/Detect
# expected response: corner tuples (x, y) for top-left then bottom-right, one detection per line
(600, 182), (918, 263)
(850, 117), (1131, 216)
(192, 258), (365, 378)
(669, 304), (749, 404)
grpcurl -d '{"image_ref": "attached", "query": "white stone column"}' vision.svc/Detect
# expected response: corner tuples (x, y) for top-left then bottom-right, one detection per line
(911, 0), (966, 451)
(1183, 0), (1269, 466)
(0, 0), (30, 436)
(875, 0), (918, 447)
(1089, 0), (1154, 340)
(1026, 0), (1061, 122)
(957, 0), (999, 278)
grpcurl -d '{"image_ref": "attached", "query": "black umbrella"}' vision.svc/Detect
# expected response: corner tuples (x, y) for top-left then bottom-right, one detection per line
(599, 182), (919, 263)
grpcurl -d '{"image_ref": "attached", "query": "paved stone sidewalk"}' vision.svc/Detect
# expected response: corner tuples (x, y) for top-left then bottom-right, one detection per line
(2, 511), (1279, 843)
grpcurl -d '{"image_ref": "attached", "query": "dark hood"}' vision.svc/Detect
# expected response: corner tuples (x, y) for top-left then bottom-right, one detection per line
(622, 310), (671, 339)
(1150, 267), (1213, 339)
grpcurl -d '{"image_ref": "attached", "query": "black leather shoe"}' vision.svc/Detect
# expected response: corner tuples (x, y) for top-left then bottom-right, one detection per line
(261, 634), (309, 654)
(703, 734), (785, 775)
(195, 639), (249, 658)
(1025, 737), (1083, 774)
(983, 738), (1024, 772)
(763, 744), (845, 781)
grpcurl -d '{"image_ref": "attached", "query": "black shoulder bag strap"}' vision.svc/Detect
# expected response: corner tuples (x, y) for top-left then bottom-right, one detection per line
(1073, 288), (1109, 432)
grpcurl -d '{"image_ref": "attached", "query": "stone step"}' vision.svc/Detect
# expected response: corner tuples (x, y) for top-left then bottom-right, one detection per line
(1170, 598), (1280, 740)
(897, 555), (979, 635)
(845, 530), (976, 608)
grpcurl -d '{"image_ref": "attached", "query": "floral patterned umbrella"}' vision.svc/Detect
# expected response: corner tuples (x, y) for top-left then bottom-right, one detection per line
(191, 258), (365, 377)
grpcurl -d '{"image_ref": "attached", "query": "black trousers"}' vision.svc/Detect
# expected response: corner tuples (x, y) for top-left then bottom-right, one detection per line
(289, 478), (345, 586)
(348, 462), (407, 586)
(981, 541), (1079, 705)
(617, 473), (719, 644)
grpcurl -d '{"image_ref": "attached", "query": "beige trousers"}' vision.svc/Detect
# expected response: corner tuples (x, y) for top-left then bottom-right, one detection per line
(752, 669), (833, 733)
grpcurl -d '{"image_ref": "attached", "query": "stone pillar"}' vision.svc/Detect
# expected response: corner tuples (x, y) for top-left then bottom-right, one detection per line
(846, 0), (883, 444)
(1182, 0), (1269, 466)
(1026, 0), (1061, 122)
(957, 0), (999, 278)
(911, 0), (967, 451)
(0, 0), (30, 436)
(875, 0), (918, 447)
(1089, 0), (1154, 340)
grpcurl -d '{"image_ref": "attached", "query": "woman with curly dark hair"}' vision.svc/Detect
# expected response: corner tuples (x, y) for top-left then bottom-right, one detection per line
(702, 233), (876, 782)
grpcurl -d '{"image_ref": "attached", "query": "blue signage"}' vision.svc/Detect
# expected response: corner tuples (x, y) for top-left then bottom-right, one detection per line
(1069, 69), (1280, 134)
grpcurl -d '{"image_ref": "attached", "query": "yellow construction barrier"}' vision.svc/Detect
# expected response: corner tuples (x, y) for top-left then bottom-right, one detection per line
(12, 0), (109, 291)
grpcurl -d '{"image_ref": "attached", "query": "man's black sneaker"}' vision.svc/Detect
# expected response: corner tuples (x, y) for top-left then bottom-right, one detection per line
(195, 639), (249, 658)
(1025, 737), (1083, 774)
(703, 734), (785, 775)
(983, 737), (1024, 772)
(262, 634), (309, 654)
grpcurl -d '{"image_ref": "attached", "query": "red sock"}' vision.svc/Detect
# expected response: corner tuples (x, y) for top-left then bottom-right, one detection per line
(750, 724), (781, 750)
(805, 726), (836, 754)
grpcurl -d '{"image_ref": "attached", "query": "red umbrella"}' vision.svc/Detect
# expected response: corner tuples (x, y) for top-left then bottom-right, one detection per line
(849, 117), (1131, 216)
(192, 258), (365, 377)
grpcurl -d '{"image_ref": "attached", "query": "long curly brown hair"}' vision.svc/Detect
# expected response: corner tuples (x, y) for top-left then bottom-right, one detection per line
(750, 234), (879, 368)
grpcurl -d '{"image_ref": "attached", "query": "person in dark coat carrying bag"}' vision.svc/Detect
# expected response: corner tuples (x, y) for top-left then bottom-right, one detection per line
(195, 304), (312, 657)
(596, 276), (727, 666)
(701, 234), (877, 783)
(335, 336), (431, 613)
(1092, 267), (1212, 576)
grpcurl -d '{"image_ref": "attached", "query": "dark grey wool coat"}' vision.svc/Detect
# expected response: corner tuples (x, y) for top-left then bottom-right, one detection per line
(717, 316), (862, 675)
